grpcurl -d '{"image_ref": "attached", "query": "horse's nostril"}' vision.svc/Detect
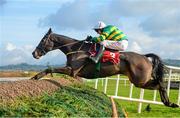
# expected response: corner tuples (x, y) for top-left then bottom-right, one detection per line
(32, 51), (36, 56)
(32, 50), (41, 59)
(32, 51), (38, 59)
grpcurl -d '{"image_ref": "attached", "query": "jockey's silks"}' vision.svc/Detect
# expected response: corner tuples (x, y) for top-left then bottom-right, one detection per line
(92, 25), (127, 43)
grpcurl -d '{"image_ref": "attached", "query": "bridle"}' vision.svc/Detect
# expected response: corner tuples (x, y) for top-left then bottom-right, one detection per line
(36, 33), (52, 55)
(36, 33), (91, 56)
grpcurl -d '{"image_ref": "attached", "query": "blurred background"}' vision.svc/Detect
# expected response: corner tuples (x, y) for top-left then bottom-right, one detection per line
(0, 0), (180, 67)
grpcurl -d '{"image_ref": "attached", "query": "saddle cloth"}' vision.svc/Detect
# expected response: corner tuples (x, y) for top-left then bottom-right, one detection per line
(89, 44), (120, 64)
(101, 51), (120, 64)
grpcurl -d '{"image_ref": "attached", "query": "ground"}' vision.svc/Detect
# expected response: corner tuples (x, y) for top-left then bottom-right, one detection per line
(0, 72), (125, 117)
(0, 77), (79, 103)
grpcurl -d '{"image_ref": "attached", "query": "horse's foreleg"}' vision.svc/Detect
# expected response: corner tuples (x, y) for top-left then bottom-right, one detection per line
(30, 69), (50, 80)
(31, 66), (72, 80)
(52, 66), (72, 75)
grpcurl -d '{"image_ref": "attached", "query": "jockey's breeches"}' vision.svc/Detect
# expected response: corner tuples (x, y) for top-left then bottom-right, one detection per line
(100, 40), (128, 51)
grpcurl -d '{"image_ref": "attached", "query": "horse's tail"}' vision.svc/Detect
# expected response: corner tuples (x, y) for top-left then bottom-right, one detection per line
(145, 53), (179, 108)
(145, 53), (164, 83)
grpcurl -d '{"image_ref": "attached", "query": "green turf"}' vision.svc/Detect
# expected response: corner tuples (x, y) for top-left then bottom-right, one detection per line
(85, 78), (180, 117)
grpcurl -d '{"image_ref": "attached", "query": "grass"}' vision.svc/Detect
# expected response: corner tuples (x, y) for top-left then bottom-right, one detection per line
(85, 78), (180, 118)
(0, 84), (125, 117)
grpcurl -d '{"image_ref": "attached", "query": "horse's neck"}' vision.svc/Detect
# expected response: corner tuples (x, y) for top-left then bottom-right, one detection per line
(53, 33), (78, 44)
(52, 33), (78, 54)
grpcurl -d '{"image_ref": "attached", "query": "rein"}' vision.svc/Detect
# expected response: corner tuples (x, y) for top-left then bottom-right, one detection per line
(65, 50), (86, 56)
(65, 41), (86, 56)
(37, 32), (92, 56)
(53, 39), (88, 56)
(53, 41), (84, 50)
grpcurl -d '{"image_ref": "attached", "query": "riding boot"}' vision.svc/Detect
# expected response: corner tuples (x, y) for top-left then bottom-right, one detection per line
(90, 45), (105, 63)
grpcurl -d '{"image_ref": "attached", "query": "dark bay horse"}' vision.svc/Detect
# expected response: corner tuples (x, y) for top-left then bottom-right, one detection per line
(32, 28), (179, 108)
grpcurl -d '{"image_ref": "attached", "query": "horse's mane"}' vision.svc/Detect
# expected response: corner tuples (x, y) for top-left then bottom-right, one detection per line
(54, 33), (79, 42)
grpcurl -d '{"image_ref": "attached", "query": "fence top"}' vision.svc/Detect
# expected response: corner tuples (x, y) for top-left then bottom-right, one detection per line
(166, 65), (180, 70)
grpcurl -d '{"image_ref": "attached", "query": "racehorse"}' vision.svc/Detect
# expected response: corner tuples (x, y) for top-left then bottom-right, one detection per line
(32, 28), (179, 108)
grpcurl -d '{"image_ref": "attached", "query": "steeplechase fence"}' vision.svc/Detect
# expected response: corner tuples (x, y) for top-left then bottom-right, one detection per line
(85, 65), (180, 113)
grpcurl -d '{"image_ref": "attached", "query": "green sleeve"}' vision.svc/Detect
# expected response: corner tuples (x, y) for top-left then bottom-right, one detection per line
(92, 34), (107, 43)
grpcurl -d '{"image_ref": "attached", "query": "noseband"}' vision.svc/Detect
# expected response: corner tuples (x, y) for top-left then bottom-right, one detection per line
(36, 46), (47, 55)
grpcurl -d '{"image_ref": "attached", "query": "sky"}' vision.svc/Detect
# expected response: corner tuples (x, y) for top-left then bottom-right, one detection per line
(0, 0), (180, 66)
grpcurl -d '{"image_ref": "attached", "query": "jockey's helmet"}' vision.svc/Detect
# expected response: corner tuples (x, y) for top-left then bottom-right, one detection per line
(93, 21), (106, 30)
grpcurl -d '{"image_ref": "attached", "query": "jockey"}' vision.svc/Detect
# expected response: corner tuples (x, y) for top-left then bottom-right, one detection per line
(89, 21), (128, 63)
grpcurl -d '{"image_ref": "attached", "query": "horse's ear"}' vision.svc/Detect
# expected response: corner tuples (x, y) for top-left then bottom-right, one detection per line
(48, 28), (52, 34)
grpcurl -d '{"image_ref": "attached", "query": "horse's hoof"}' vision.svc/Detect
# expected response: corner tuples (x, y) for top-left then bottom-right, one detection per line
(30, 76), (38, 80)
(171, 103), (179, 108)
(30, 77), (35, 80)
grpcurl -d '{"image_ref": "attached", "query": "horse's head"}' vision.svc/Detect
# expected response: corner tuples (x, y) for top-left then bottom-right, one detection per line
(32, 28), (54, 59)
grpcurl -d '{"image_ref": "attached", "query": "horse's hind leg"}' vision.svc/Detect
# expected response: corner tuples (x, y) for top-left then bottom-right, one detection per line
(142, 80), (171, 106)
(142, 80), (179, 108)
(141, 80), (160, 90)
(158, 81), (179, 107)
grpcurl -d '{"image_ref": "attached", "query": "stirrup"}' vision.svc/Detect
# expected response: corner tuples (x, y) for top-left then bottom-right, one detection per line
(90, 56), (99, 63)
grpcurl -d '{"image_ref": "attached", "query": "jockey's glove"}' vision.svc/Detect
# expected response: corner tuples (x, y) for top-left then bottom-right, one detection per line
(91, 37), (96, 43)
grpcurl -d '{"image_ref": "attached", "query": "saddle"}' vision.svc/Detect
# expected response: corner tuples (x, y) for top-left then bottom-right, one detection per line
(89, 43), (120, 64)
